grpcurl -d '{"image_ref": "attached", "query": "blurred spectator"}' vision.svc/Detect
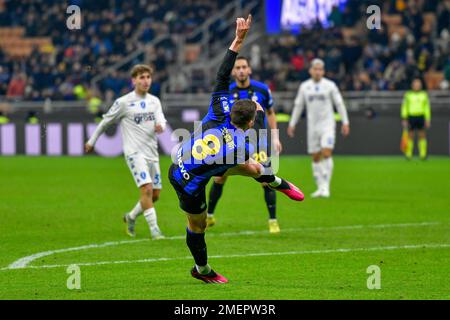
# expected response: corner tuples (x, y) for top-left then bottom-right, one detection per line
(6, 73), (26, 99)
(0, 0), (448, 97)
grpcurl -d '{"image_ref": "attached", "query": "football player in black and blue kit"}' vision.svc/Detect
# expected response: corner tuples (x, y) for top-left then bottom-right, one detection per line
(168, 15), (304, 284)
(207, 56), (284, 233)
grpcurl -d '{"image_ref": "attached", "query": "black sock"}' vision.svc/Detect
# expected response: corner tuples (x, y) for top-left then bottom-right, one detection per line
(254, 175), (275, 184)
(263, 186), (277, 219)
(186, 228), (208, 267)
(208, 182), (224, 214)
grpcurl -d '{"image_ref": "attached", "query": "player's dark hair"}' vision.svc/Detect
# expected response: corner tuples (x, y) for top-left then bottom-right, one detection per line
(236, 56), (250, 66)
(131, 64), (153, 78)
(230, 99), (256, 129)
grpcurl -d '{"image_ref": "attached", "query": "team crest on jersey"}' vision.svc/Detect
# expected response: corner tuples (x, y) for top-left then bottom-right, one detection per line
(251, 94), (258, 102)
(140, 101), (146, 109)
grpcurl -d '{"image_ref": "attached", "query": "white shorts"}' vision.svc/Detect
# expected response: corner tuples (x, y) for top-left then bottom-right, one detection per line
(125, 153), (162, 189)
(307, 127), (336, 154)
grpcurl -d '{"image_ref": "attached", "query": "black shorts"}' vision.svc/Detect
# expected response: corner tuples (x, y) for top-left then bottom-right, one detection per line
(168, 164), (207, 215)
(408, 116), (425, 130)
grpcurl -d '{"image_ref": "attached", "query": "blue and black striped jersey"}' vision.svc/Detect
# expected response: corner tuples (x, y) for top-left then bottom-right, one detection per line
(229, 80), (273, 113)
(171, 50), (257, 196)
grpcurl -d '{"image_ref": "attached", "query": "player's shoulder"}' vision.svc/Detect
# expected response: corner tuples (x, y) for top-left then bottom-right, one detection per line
(112, 91), (135, 107)
(322, 77), (338, 88)
(146, 93), (162, 104)
(299, 79), (313, 89)
(250, 79), (269, 91)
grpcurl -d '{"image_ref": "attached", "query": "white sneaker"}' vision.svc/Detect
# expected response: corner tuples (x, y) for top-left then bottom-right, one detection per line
(150, 226), (165, 240)
(123, 213), (136, 237)
(311, 189), (323, 198)
(321, 188), (330, 198)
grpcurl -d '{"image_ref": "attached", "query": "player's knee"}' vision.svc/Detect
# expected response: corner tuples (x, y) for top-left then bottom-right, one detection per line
(189, 219), (206, 233)
(140, 184), (153, 197)
(322, 152), (332, 159)
(214, 176), (226, 184)
(312, 153), (321, 162)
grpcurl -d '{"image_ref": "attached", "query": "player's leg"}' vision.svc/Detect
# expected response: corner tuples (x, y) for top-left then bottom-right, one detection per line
(206, 176), (228, 227)
(418, 129), (427, 160)
(263, 185), (279, 233)
(320, 148), (333, 198)
(123, 153), (151, 237)
(144, 161), (164, 239)
(405, 117), (415, 159)
(417, 116), (427, 160)
(311, 152), (324, 197)
(406, 130), (415, 159)
(225, 160), (304, 201)
(309, 129), (324, 197)
(171, 178), (228, 283)
(186, 209), (227, 284)
(139, 183), (164, 239)
(318, 127), (335, 197)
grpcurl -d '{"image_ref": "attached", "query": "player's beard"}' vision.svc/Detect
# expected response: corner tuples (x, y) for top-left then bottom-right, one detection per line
(237, 75), (248, 86)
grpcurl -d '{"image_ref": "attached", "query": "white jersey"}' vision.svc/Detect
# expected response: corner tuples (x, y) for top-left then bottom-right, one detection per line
(289, 78), (349, 130)
(87, 91), (167, 161)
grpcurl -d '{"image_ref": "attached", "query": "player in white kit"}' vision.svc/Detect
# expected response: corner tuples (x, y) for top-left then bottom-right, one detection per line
(287, 59), (350, 198)
(85, 64), (167, 239)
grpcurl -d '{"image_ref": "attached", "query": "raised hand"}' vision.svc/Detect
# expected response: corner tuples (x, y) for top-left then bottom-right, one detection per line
(235, 14), (252, 41)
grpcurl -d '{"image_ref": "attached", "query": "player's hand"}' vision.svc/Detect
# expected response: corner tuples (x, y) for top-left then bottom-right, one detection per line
(155, 124), (164, 133)
(274, 139), (283, 154)
(341, 124), (350, 137)
(425, 120), (431, 129)
(287, 126), (295, 138)
(402, 120), (408, 129)
(235, 14), (252, 40)
(84, 143), (94, 153)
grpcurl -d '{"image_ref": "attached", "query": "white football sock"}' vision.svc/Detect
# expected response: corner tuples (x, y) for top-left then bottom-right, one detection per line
(322, 157), (334, 191)
(196, 264), (211, 275)
(312, 161), (324, 190)
(128, 201), (142, 220)
(268, 176), (282, 187)
(143, 207), (158, 229)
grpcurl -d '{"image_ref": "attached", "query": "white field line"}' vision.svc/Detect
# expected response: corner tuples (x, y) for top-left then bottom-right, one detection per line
(7, 243), (450, 270)
(2, 221), (443, 270)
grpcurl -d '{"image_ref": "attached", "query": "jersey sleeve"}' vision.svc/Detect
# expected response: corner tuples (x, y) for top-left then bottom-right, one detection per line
(87, 99), (125, 146)
(213, 49), (238, 93)
(289, 84), (306, 127)
(265, 87), (274, 110)
(330, 82), (349, 125)
(205, 49), (238, 123)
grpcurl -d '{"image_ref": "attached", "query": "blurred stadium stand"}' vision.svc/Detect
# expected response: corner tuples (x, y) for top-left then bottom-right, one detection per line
(0, 0), (449, 155)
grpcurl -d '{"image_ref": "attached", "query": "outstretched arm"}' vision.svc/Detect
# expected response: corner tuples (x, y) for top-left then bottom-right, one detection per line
(85, 100), (124, 153)
(213, 14), (252, 93)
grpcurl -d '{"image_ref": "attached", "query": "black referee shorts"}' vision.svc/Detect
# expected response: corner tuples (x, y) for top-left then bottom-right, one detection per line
(408, 116), (425, 130)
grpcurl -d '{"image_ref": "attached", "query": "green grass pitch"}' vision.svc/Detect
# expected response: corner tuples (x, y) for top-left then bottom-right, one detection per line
(0, 155), (449, 300)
